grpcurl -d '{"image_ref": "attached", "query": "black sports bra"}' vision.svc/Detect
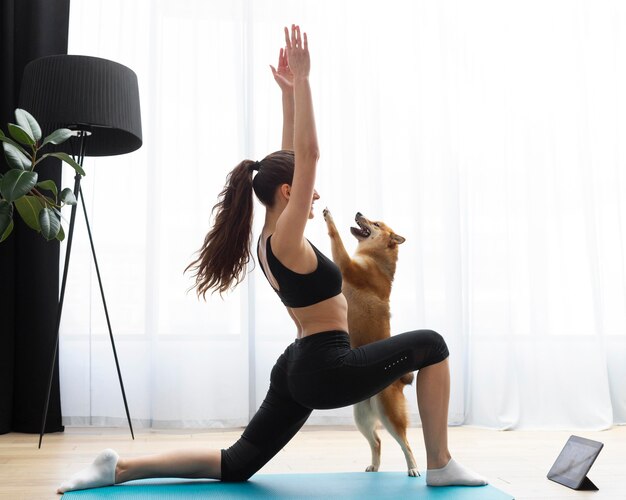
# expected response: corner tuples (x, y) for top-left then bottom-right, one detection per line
(257, 234), (342, 308)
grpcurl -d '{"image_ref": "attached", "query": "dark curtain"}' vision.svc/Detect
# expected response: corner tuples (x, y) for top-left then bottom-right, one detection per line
(0, 0), (70, 435)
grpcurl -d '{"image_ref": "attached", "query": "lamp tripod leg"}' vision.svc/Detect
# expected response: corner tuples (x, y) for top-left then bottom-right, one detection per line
(78, 186), (135, 440)
(39, 173), (82, 449)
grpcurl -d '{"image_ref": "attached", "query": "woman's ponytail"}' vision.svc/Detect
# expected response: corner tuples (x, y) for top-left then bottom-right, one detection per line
(186, 159), (257, 298)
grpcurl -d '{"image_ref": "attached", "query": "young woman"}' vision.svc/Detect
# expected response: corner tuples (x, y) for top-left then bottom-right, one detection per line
(57, 25), (486, 494)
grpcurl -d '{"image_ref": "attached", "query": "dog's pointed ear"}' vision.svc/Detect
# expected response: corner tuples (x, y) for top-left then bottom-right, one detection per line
(391, 233), (406, 245)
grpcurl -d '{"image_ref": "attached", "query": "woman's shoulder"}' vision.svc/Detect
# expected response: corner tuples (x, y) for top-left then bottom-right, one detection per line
(267, 230), (317, 272)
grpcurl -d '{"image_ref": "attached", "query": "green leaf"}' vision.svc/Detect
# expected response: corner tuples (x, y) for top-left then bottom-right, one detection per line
(53, 152), (86, 176)
(15, 109), (42, 141)
(56, 223), (65, 241)
(0, 169), (38, 202)
(36, 180), (59, 199)
(14, 195), (43, 231)
(36, 152), (85, 176)
(8, 123), (35, 146)
(60, 187), (77, 205)
(0, 134), (31, 157)
(3, 142), (32, 170)
(39, 207), (60, 240)
(0, 218), (13, 242)
(0, 199), (13, 238)
(42, 128), (73, 147)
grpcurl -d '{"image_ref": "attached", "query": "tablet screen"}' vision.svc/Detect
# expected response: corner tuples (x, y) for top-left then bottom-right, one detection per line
(547, 435), (603, 489)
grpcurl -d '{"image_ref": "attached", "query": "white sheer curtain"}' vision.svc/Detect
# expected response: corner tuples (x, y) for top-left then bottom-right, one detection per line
(59, 0), (626, 430)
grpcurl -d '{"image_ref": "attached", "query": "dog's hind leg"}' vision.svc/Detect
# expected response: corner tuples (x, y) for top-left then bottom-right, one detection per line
(353, 399), (382, 472)
(375, 385), (420, 477)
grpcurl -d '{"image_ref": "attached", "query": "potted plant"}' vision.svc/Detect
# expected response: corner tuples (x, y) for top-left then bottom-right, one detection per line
(0, 108), (85, 242)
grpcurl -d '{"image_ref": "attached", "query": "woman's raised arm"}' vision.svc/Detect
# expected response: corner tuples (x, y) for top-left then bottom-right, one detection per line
(273, 25), (319, 253)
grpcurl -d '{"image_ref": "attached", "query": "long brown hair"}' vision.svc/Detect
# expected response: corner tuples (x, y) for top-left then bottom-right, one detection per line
(186, 150), (295, 298)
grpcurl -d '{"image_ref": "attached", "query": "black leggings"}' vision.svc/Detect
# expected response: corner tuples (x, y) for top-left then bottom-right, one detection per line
(220, 329), (449, 482)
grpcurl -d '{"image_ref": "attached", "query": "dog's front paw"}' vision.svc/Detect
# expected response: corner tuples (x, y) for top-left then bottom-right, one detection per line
(323, 207), (332, 222)
(408, 467), (421, 477)
(365, 465), (379, 472)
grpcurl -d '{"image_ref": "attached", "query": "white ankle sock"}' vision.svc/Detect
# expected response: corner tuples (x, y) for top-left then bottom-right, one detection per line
(425, 458), (488, 487)
(57, 448), (119, 493)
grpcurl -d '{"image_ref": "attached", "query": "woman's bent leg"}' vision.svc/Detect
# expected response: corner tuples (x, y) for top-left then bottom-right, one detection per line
(336, 330), (455, 470)
(116, 360), (312, 485)
(353, 331), (486, 486)
(58, 356), (311, 493)
(289, 329), (486, 487)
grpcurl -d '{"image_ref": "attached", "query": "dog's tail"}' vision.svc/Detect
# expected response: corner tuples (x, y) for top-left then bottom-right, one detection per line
(400, 372), (415, 385)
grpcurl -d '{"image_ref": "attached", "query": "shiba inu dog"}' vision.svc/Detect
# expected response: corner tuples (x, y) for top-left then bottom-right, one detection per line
(323, 208), (418, 477)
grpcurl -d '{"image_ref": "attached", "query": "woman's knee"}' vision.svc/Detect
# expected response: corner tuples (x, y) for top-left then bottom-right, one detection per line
(220, 447), (258, 483)
(220, 435), (268, 483)
(417, 329), (449, 366)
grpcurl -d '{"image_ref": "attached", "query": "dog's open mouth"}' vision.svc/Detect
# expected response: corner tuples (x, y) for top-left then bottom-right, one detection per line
(351, 215), (371, 240)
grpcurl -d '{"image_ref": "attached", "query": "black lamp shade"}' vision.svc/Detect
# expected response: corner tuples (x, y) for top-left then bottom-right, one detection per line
(18, 55), (142, 157)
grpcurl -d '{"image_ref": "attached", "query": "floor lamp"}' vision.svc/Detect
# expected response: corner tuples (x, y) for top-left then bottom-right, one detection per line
(18, 55), (143, 448)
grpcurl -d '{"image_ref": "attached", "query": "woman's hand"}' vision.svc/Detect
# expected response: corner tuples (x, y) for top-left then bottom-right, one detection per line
(270, 47), (293, 93)
(284, 25), (309, 79)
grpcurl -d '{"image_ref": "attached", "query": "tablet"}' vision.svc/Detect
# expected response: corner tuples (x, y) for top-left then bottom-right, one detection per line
(547, 435), (603, 490)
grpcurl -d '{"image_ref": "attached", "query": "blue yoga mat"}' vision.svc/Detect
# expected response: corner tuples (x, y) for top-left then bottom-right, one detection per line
(62, 472), (513, 499)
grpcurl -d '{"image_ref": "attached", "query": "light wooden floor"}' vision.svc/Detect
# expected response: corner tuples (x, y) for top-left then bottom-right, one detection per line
(1, 425), (624, 499)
